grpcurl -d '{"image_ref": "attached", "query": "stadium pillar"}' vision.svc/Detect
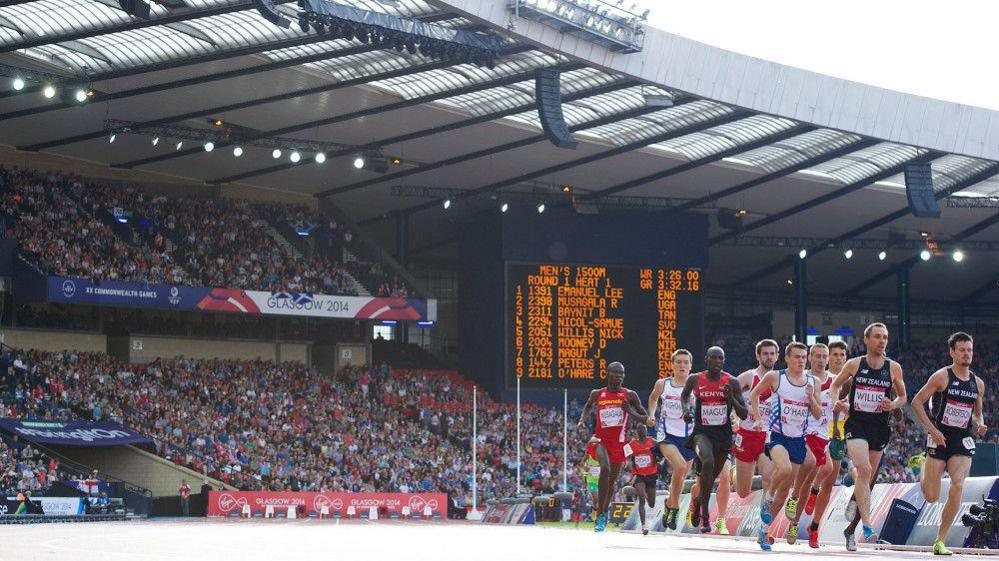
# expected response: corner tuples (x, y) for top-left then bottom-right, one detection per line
(794, 257), (807, 343)
(897, 266), (911, 350)
(395, 212), (409, 269)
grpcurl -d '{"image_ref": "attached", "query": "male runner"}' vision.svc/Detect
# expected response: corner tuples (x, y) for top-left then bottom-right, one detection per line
(646, 349), (695, 530)
(752, 341), (821, 551)
(624, 424), (660, 535)
(910, 332), (987, 555)
(733, 340), (780, 499)
(577, 361), (650, 532)
(680, 346), (748, 534)
(805, 340), (850, 548)
(829, 323), (908, 551)
(580, 436), (601, 521)
(785, 343), (833, 545)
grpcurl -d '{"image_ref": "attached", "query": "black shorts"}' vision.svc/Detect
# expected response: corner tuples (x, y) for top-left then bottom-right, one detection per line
(844, 417), (891, 451)
(633, 473), (658, 488)
(686, 429), (733, 457)
(927, 432), (976, 461)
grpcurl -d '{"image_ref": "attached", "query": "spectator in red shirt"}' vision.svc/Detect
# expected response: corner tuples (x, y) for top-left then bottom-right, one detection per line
(179, 479), (191, 516)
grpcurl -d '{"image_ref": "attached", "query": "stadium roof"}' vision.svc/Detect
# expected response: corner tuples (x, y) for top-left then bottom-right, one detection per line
(0, 0), (997, 305)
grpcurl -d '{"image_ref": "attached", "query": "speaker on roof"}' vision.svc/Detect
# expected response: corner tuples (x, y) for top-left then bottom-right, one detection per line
(904, 161), (940, 219)
(255, 0), (292, 29)
(535, 69), (578, 150)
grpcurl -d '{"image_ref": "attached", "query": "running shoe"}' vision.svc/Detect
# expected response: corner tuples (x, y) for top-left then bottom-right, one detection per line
(665, 507), (678, 531)
(805, 488), (818, 515)
(844, 529), (857, 552)
(786, 523), (799, 545)
(595, 512), (607, 532)
(933, 540), (953, 556)
(785, 498), (798, 520)
(689, 504), (701, 528)
(808, 527), (819, 549)
(701, 521), (712, 534)
(760, 500), (773, 525)
(758, 527), (772, 552)
(642, 522), (649, 536)
(715, 518), (729, 535)
(844, 495), (858, 522)
(862, 525), (879, 544)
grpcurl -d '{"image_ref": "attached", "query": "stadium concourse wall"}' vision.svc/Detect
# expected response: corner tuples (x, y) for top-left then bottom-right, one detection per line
(116, 334), (309, 365)
(620, 476), (999, 548)
(0, 327), (107, 354)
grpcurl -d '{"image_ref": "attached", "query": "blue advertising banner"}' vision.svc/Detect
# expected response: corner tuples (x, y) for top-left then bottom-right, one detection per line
(47, 276), (436, 321)
(0, 419), (153, 446)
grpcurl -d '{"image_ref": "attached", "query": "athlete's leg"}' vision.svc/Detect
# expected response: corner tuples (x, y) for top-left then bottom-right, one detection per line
(768, 446), (799, 520)
(661, 444), (689, 509)
(811, 458), (839, 525)
(845, 441), (883, 532)
(938, 455), (972, 543)
(691, 434), (717, 526)
(790, 449), (817, 522)
(735, 458), (757, 498)
(920, 457), (946, 504)
(635, 479), (648, 527)
(716, 458), (731, 517)
(593, 444), (617, 516)
(604, 462), (623, 514)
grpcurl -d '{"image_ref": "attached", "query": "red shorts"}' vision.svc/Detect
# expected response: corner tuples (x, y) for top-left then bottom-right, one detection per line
(732, 428), (767, 463)
(593, 436), (627, 465)
(805, 433), (830, 467)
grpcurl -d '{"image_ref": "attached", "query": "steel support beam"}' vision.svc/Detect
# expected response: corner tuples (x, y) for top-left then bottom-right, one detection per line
(315, 102), (696, 199)
(897, 266), (911, 350)
(375, 110), (754, 218)
(794, 256), (807, 343)
(710, 151), (942, 245)
(726, 163), (999, 287)
(209, 78), (629, 184)
(959, 276), (999, 305)
(842, 211), (999, 295)
(582, 124), (816, 200)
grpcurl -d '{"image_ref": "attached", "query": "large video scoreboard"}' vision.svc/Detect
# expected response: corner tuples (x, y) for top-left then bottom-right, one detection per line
(506, 262), (703, 390)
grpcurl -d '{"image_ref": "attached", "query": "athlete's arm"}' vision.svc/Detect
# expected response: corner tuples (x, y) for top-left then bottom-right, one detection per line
(680, 374), (698, 424)
(830, 358), (859, 413)
(885, 360), (908, 411)
(750, 371), (778, 430)
(626, 390), (650, 425)
(807, 377), (822, 419)
(577, 390), (598, 429)
(728, 376), (748, 420)
(911, 369), (949, 446)
(646, 379), (665, 428)
(974, 376), (988, 438)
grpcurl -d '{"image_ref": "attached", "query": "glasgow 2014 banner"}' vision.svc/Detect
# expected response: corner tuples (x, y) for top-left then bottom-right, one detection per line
(48, 276), (436, 321)
(0, 419), (153, 446)
(207, 491), (446, 517)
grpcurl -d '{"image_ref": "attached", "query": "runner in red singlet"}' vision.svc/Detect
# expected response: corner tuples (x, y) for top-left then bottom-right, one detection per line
(624, 424), (659, 535)
(577, 361), (650, 532)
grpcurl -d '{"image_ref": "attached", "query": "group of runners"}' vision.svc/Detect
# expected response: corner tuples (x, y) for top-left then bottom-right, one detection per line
(577, 324), (987, 554)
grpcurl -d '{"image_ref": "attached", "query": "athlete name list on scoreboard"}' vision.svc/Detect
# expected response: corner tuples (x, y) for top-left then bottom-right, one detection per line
(511, 264), (699, 382)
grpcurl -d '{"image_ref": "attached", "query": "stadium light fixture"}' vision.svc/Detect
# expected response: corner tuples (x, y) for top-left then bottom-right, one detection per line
(175, 141), (184, 151)
(878, 250), (887, 261)
(151, 137), (159, 146)
(12, 78), (25, 91)
(290, 151), (301, 163)
(501, 202), (509, 213)
(920, 249), (931, 261)
(272, 149), (282, 159)
(233, 146), (243, 157)
(442, 199), (452, 210)
(204, 142), (215, 152)
(843, 249), (853, 260)
(798, 249), (807, 259)
(109, 133), (116, 144)
(953, 250), (965, 263)
(74, 89), (88, 103)
(353, 155), (365, 169)
(315, 152), (326, 164)
(537, 202), (546, 214)
(42, 85), (56, 99)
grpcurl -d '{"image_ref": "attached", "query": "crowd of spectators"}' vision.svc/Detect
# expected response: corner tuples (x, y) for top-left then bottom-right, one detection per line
(0, 165), (418, 297)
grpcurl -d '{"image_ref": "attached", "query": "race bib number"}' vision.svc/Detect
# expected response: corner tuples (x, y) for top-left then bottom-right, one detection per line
(926, 434), (936, 449)
(963, 437), (976, 451)
(663, 395), (683, 419)
(780, 401), (810, 430)
(734, 433), (743, 448)
(853, 384), (885, 413)
(942, 400), (973, 429)
(634, 454), (653, 468)
(701, 404), (727, 426)
(599, 406), (625, 427)
(588, 465), (601, 477)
